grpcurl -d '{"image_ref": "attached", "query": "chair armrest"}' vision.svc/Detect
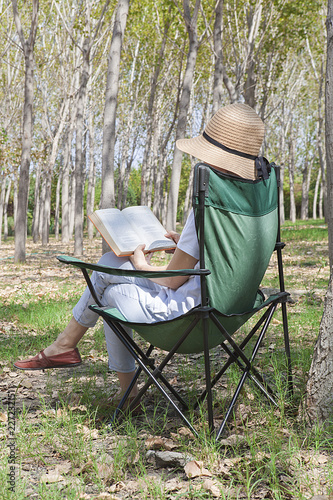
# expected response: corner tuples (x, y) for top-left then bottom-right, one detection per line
(57, 255), (211, 279)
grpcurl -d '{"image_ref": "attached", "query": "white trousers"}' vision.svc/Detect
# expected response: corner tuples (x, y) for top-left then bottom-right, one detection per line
(72, 252), (163, 373)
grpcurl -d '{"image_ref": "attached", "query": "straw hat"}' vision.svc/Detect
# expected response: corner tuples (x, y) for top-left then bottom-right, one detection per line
(176, 103), (265, 180)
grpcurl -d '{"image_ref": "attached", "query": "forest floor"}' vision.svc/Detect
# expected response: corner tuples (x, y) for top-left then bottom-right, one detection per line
(0, 225), (332, 499)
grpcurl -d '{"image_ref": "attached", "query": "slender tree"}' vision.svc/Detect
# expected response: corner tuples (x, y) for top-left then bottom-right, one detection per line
(305, 0), (333, 423)
(12, 0), (39, 262)
(101, 0), (130, 252)
(166, 0), (201, 231)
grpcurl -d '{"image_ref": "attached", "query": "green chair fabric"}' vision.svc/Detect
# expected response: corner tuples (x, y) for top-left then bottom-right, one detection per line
(195, 167), (278, 314)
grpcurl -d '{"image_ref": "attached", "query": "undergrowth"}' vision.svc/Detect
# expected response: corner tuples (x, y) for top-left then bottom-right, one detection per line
(0, 222), (331, 499)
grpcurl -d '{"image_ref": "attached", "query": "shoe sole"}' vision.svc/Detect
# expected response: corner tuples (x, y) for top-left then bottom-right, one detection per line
(13, 361), (82, 371)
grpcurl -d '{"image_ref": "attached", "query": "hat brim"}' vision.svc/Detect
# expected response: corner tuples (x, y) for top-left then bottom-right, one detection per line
(176, 135), (257, 180)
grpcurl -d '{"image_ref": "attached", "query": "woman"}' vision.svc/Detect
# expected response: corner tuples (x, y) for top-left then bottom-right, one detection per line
(14, 103), (265, 404)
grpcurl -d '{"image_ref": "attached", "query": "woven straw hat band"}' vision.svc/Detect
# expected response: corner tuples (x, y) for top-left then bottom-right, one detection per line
(176, 103), (265, 180)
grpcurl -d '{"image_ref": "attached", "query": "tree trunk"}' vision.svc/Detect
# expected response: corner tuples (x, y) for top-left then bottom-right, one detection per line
(306, 276), (333, 423)
(212, 0), (223, 115)
(32, 160), (42, 243)
(166, 0), (200, 231)
(41, 168), (52, 245)
(13, 173), (18, 229)
(62, 123), (74, 244)
(318, 59), (326, 220)
(101, 0), (130, 251)
(87, 105), (96, 240)
(319, 178), (324, 219)
(288, 133), (297, 222)
(74, 37), (90, 256)
(43, 96), (69, 244)
(119, 40), (140, 208)
(54, 172), (61, 240)
(38, 175), (46, 241)
(141, 16), (170, 205)
(69, 173), (75, 240)
(300, 157), (312, 220)
(3, 178), (11, 241)
(313, 168), (321, 220)
(0, 172), (6, 246)
(305, 0), (333, 424)
(12, 0), (39, 262)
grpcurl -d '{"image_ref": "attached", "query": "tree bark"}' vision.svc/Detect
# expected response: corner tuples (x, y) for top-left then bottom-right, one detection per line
(118, 40), (140, 208)
(0, 172), (6, 246)
(54, 172), (61, 240)
(141, 15), (170, 206)
(313, 168), (321, 219)
(300, 157), (312, 220)
(325, 0), (333, 268)
(87, 103), (96, 240)
(212, 0), (223, 115)
(74, 37), (90, 256)
(3, 178), (12, 241)
(62, 120), (74, 244)
(166, 0), (200, 231)
(288, 129), (297, 222)
(305, 0), (333, 424)
(42, 166), (51, 245)
(12, 0), (39, 262)
(38, 175), (46, 241)
(69, 173), (75, 240)
(101, 0), (129, 253)
(31, 159), (42, 243)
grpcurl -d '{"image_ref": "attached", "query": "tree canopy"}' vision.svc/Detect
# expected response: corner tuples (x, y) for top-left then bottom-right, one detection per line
(0, 0), (327, 253)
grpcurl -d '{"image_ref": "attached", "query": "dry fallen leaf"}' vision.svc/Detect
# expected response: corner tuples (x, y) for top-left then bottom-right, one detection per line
(178, 427), (194, 437)
(74, 459), (94, 476)
(184, 460), (212, 479)
(145, 436), (165, 449)
(0, 412), (7, 423)
(55, 462), (72, 475)
(109, 481), (125, 493)
(91, 494), (114, 500)
(76, 424), (99, 439)
(69, 405), (88, 412)
(40, 471), (64, 484)
(164, 478), (183, 492)
(219, 434), (247, 447)
(145, 436), (178, 451)
(96, 462), (114, 481)
(203, 478), (222, 498)
(56, 408), (68, 418)
(19, 379), (32, 389)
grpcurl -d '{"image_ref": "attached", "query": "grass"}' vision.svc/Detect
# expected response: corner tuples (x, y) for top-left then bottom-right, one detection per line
(0, 222), (332, 499)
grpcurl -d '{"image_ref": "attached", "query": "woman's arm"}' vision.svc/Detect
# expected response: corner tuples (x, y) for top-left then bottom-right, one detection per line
(130, 244), (198, 290)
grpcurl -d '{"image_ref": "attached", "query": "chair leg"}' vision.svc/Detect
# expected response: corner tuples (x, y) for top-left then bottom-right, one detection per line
(105, 317), (200, 436)
(197, 304), (277, 407)
(281, 300), (293, 398)
(203, 316), (214, 434)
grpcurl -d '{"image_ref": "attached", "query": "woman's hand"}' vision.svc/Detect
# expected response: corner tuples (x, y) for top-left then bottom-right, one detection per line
(165, 230), (180, 254)
(129, 244), (148, 270)
(165, 230), (180, 244)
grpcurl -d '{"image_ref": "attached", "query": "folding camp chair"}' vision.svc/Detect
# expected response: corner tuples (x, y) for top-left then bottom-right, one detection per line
(57, 162), (292, 441)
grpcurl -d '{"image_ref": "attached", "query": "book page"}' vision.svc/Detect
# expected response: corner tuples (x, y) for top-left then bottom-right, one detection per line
(92, 209), (142, 252)
(122, 206), (176, 251)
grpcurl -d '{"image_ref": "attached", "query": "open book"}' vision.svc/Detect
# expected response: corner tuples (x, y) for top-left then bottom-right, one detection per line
(88, 206), (176, 257)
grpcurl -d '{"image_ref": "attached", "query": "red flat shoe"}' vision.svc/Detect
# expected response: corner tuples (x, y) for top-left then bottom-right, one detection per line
(13, 348), (82, 370)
